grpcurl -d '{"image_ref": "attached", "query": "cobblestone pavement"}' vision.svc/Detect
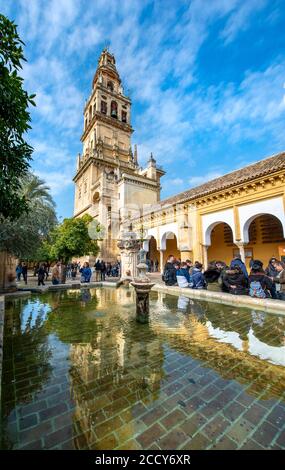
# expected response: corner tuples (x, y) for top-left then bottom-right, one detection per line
(1, 287), (285, 450)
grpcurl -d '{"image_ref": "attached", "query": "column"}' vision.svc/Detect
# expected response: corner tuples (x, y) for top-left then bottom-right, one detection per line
(159, 249), (165, 273)
(236, 242), (246, 263)
(202, 245), (209, 269)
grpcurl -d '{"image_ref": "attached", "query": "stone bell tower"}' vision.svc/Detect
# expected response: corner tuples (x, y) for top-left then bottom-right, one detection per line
(73, 49), (165, 263)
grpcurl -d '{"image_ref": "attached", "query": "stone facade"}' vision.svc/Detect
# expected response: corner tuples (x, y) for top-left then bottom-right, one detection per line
(73, 49), (164, 263)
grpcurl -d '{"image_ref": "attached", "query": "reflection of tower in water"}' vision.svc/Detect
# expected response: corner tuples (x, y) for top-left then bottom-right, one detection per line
(68, 287), (165, 449)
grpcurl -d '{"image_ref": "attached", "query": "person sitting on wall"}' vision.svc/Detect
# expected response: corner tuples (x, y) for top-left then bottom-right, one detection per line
(163, 255), (177, 286)
(222, 265), (248, 295)
(230, 254), (248, 279)
(204, 261), (221, 283)
(185, 259), (193, 275)
(248, 260), (273, 298)
(215, 261), (229, 292)
(269, 261), (285, 300)
(80, 262), (92, 283)
(190, 262), (207, 289)
(176, 261), (191, 288)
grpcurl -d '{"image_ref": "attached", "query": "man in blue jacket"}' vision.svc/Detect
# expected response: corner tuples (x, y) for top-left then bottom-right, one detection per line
(80, 262), (92, 283)
(230, 254), (248, 279)
(176, 261), (191, 288)
(191, 262), (207, 289)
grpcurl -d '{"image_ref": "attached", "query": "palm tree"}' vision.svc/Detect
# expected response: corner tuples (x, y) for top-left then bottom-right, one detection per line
(20, 173), (55, 210)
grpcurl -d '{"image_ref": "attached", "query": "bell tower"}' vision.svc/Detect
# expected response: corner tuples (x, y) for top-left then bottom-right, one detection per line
(73, 49), (165, 263)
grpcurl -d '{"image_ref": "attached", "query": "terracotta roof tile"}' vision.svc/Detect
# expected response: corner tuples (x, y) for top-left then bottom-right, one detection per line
(156, 151), (285, 209)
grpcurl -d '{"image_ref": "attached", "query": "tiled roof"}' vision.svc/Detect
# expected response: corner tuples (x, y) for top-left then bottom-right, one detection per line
(156, 151), (285, 209)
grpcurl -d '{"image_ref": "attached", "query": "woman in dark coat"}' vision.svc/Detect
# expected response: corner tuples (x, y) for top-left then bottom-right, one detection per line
(37, 263), (45, 286)
(222, 266), (248, 295)
(163, 255), (177, 286)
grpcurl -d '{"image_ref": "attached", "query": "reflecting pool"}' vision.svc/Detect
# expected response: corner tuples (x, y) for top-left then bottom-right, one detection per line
(1, 288), (285, 450)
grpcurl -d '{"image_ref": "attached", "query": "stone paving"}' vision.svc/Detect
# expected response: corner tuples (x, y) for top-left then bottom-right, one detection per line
(1, 287), (285, 450)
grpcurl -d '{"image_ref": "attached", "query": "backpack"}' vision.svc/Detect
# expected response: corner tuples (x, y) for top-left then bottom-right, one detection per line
(163, 269), (170, 283)
(249, 281), (266, 299)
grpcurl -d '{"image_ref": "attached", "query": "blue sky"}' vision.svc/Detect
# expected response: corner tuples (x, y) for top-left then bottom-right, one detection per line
(3, 0), (285, 219)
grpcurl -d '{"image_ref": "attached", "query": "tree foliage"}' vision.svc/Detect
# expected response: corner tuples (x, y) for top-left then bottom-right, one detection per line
(0, 173), (57, 258)
(47, 215), (100, 264)
(0, 14), (36, 219)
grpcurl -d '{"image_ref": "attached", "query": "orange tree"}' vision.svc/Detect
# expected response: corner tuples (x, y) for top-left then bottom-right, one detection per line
(47, 214), (100, 282)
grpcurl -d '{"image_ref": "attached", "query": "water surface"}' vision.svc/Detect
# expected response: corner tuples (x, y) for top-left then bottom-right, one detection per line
(1, 288), (285, 450)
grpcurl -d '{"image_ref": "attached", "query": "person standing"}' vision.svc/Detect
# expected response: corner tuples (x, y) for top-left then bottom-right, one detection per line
(80, 262), (92, 283)
(22, 262), (28, 285)
(154, 259), (159, 272)
(271, 261), (285, 300)
(37, 263), (45, 286)
(163, 255), (177, 286)
(223, 265), (248, 295)
(51, 262), (61, 285)
(248, 260), (273, 298)
(100, 260), (106, 281)
(16, 262), (22, 281)
(95, 259), (102, 282)
(230, 254), (248, 279)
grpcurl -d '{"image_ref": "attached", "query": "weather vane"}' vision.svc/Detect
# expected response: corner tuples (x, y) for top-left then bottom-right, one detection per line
(104, 40), (111, 52)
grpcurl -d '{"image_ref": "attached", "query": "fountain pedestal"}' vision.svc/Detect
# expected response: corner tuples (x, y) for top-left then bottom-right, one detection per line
(130, 252), (155, 324)
(117, 226), (140, 281)
(130, 278), (155, 323)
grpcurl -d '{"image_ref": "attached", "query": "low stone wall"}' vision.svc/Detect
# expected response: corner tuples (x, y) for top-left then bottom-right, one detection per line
(4, 280), (123, 297)
(152, 284), (285, 315)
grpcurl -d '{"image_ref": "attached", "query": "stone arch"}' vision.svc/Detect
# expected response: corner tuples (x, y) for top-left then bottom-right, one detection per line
(242, 213), (285, 243)
(111, 100), (118, 118)
(207, 222), (237, 267)
(243, 213), (285, 265)
(161, 232), (180, 265)
(143, 236), (160, 271)
(107, 80), (114, 92)
(205, 220), (235, 246)
(92, 191), (100, 204)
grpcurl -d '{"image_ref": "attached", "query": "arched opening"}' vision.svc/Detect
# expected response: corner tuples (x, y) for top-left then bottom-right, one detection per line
(245, 214), (285, 266)
(161, 232), (180, 265)
(107, 81), (114, 92)
(101, 100), (107, 114)
(207, 222), (237, 267)
(92, 192), (100, 217)
(111, 101), (118, 119)
(146, 236), (160, 272)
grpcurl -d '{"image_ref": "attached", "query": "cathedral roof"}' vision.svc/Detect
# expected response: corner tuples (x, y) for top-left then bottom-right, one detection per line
(158, 151), (285, 208)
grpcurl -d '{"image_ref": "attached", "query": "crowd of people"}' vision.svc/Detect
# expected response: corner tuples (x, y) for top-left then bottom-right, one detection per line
(16, 259), (121, 286)
(163, 255), (285, 301)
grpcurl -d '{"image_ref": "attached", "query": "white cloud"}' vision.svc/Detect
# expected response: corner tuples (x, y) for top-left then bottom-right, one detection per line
(188, 172), (223, 187)
(6, 0), (284, 217)
(221, 0), (268, 44)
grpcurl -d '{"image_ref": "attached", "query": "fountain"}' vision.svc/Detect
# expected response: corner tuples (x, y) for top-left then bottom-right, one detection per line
(117, 223), (155, 323)
(130, 247), (155, 324)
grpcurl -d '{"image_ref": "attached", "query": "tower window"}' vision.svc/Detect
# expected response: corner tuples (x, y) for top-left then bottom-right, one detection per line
(101, 100), (107, 114)
(122, 111), (127, 123)
(107, 81), (114, 92)
(111, 101), (118, 119)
